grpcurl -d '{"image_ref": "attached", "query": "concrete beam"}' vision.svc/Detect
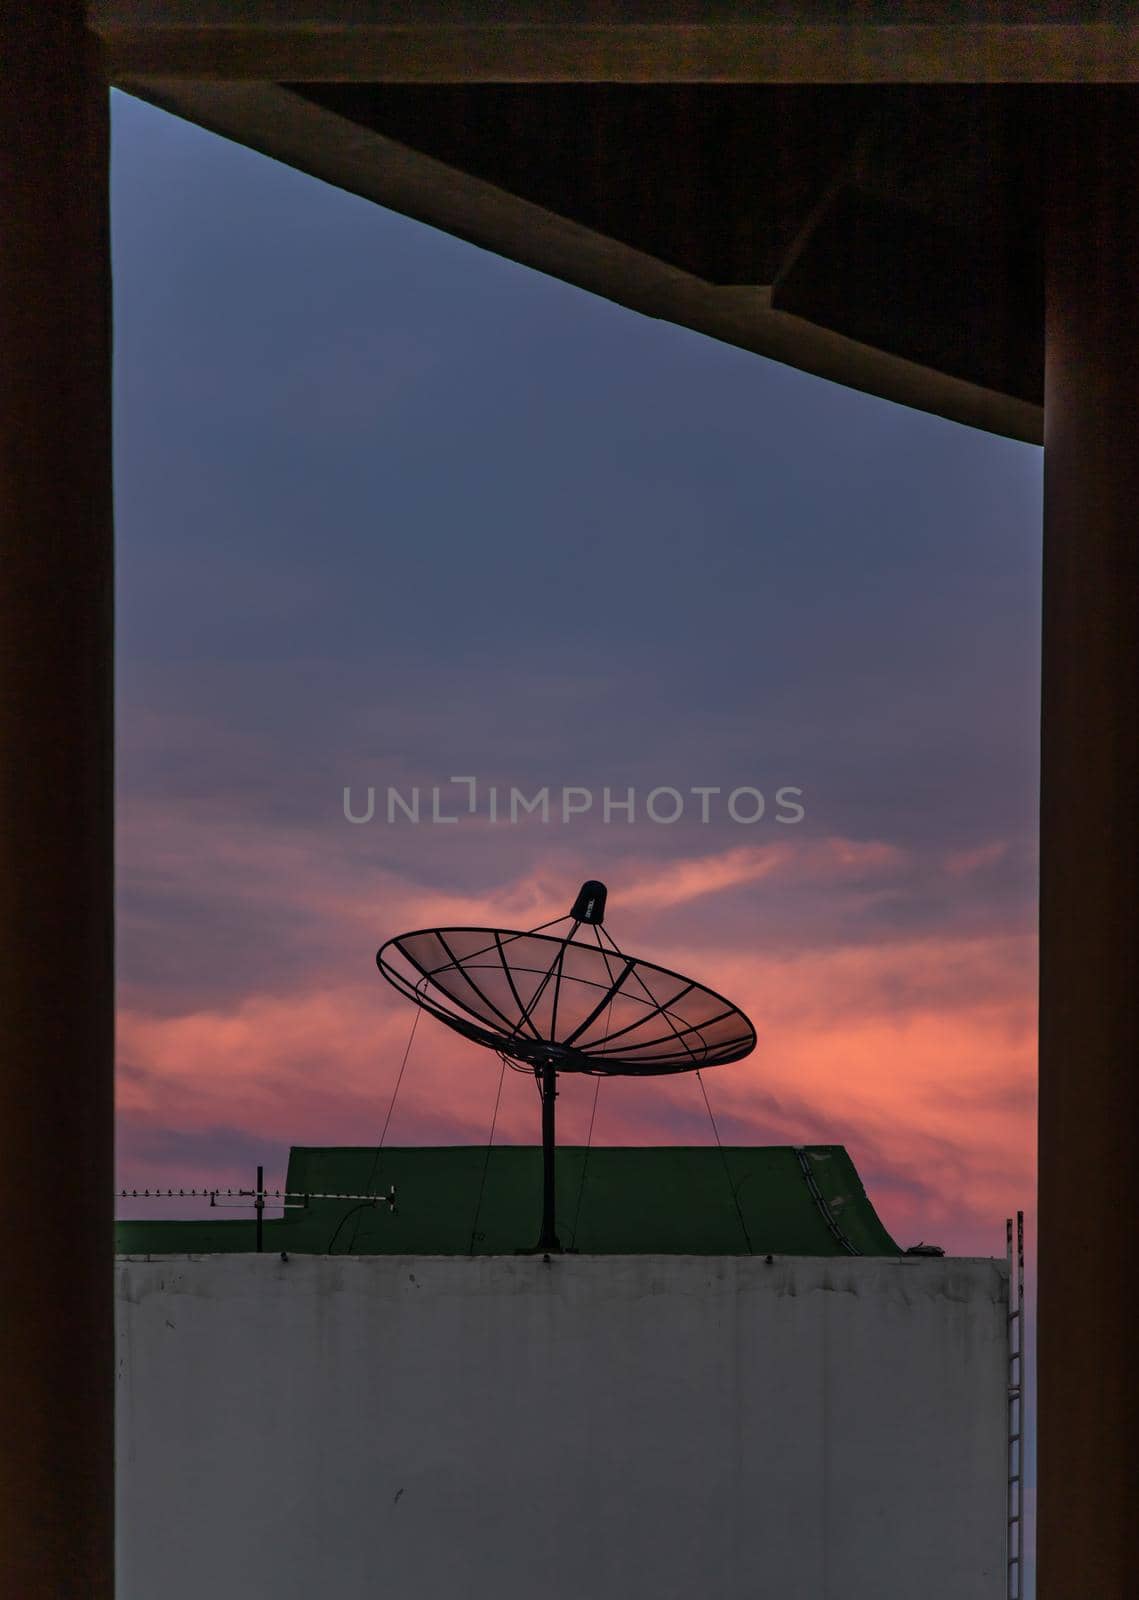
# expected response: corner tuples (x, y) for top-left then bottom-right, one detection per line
(122, 78), (1044, 443)
(91, 3), (1139, 84)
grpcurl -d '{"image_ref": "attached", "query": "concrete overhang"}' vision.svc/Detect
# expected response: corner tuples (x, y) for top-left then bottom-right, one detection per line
(91, 5), (1139, 443)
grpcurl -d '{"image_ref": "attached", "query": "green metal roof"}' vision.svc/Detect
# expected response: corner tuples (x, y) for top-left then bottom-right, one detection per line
(115, 1144), (901, 1257)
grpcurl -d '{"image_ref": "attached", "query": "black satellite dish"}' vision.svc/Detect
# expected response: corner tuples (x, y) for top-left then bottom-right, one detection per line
(376, 881), (756, 1251)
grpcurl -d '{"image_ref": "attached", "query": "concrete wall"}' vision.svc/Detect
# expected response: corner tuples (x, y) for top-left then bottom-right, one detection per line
(116, 1254), (1009, 1600)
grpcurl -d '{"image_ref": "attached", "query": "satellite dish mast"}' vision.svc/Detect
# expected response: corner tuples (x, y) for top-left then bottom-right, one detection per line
(376, 881), (756, 1252)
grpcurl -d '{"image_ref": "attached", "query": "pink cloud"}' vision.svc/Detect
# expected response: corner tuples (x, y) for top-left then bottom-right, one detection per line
(945, 840), (1010, 877)
(618, 836), (906, 911)
(117, 822), (1035, 1253)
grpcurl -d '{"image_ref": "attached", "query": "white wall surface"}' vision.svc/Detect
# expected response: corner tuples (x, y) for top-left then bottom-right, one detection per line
(116, 1253), (1008, 1600)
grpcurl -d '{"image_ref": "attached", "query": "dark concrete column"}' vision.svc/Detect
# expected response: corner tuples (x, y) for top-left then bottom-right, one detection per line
(0, 6), (114, 1595)
(1039, 89), (1139, 1598)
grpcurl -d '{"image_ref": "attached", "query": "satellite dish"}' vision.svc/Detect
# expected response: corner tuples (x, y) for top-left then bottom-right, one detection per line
(377, 881), (756, 1251)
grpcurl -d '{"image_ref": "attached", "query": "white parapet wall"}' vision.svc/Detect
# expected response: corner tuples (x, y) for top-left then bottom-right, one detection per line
(116, 1253), (1008, 1600)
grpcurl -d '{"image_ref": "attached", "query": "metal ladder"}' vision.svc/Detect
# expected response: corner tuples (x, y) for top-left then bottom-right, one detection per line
(1006, 1210), (1025, 1600)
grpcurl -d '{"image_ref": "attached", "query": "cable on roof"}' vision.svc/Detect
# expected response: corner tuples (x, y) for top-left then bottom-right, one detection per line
(568, 1074), (602, 1251)
(794, 1147), (860, 1255)
(695, 1069), (753, 1255)
(334, 981), (423, 1254)
(468, 1054), (508, 1255)
(326, 1200), (379, 1257)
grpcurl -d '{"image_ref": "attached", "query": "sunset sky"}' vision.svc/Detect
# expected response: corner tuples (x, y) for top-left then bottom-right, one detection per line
(111, 90), (1041, 1264)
